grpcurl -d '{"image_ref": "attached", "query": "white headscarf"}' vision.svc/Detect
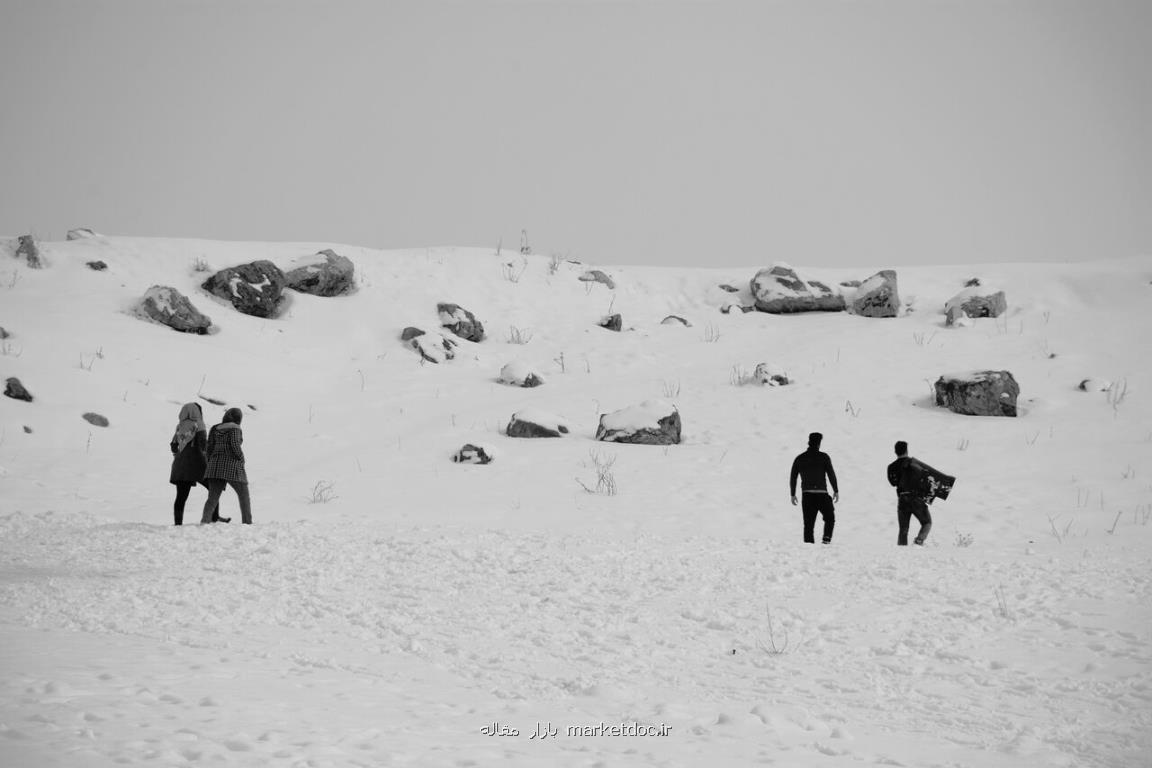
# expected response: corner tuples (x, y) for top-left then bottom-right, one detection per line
(172, 402), (207, 452)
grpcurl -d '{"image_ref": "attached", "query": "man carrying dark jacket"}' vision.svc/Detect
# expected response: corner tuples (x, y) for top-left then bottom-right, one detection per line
(789, 432), (839, 544)
(886, 440), (935, 546)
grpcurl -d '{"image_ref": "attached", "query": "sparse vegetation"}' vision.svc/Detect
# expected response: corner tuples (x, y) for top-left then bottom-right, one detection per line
(1107, 377), (1129, 416)
(1047, 514), (1074, 543)
(577, 449), (618, 496)
(307, 480), (338, 504)
(993, 585), (1014, 620)
(844, 400), (861, 418)
(954, 532), (974, 547)
(661, 379), (681, 398)
(703, 323), (722, 343)
(956, 437), (970, 451)
(912, 330), (937, 347)
(729, 364), (755, 387)
(192, 256), (211, 273)
(755, 606), (790, 655)
(501, 257), (527, 283)
(507, 325), (533, 344)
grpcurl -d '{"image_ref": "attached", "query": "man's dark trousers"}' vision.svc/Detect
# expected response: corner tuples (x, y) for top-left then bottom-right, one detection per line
(897, 494), (932, 545)
(802, 492), (835, 543)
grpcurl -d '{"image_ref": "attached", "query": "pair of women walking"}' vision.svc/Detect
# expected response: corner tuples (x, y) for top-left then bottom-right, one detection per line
(169, 402), (252, 525)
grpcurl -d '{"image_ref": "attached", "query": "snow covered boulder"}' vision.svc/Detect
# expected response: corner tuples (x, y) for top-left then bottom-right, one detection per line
(402, 328), (458, 363)
(944, 287), (1007, 319)
(753, 363), (790, 386)
(849, 270), (900, 318)
(4, 377), (32, 402)
(934, 371), (1019, 417)
(506, 409), (570, 438)
(599, 313), (622, 332)
(578, 270), (616, 290)
(67, 228), (100, 240)
(14, 235), (43, 268)
(661, 315), (691, 327)
(82, 412), (109, 427)
(1077, 378), (1112, 392)
(498, 361), (545, 387)
(285, 249), (355, 297)
(452, 443), (495, 465)
(750, 264), (845, 313)
(135, 286), (213, 334)
(201, 260), (287, 319)
(596, 399), (681, 445)
(437, 302), (485, 342)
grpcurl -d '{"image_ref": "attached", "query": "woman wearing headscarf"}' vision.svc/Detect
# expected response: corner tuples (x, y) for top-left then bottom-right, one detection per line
(201, 407), (252, 525)
(169, 402), (229, 525)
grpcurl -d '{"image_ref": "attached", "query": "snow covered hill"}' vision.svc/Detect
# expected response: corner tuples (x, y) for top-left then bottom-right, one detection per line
(1, 237), (1150, 767)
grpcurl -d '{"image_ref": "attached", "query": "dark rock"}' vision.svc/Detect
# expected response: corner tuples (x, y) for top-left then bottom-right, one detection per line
(506, 411), (570, 438)
(82, 412), (109, 427)
(850, 270), (900, 318)
(67, 228), (99, 240)
(285, 249), (355, 297)
(247, 404), (258, 411)
(599, 314), (622, 332)
(934, 371), (1019, 417)
(22, 425), (31, 434)
(964, 277), (981, 287)
(452, 444), (494, 464)
(753, 363), (790, 386)
(751, 264), (846, 313)
(660, 315), (691, 327)
(4, 377), (32, 402)
(498, 362), (545, 387)
(15, 235), (43, 268)
(400, 326), (425, 341)
(0, 326), (8, 339)
(579, 270), (616, 290)
(408, 331), (458, 363)
(86, 260), (108, 271)
(718, 284), (740, 293)
(135, 286), (212, 334)
(437, 302), (485, 342)
(596, 401), (681, 445)
(198, 395), (226, 406)
(201, 260), (287, 318)
(839, 280), (862, 288)
(945, 288), (1007, 319)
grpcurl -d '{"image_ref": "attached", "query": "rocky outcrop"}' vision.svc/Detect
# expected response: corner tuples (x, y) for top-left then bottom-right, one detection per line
(403, 327), (458, 363)
(82, 412), (110, 427)
(934, 371), (1019, 417)
(201, 260), (287, 318)
(944, 287), (1007, 319)
(753, 363), (790, 386)
(750, 264), (845, 313)
(579, 270), (616, 290)
(850, 270), (900, 318)
(498, 361), (545, 387)
(452, 444), (494, 464)
(599, 314), (622, 332)
(596, 400), (681, 445)
(4, 377), (32, 402)
(14, 235), (43, 268)
(438, 303), (485, 342)
(506, 409), (570, 438)
(661, 315), (691, 327)
(135, 286), (212, 334)
(285, 249), (355, 297)
(67, 228), (99, 240)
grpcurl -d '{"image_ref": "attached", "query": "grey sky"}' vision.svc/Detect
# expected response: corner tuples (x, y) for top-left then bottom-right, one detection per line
(1, 0), (1148, 268)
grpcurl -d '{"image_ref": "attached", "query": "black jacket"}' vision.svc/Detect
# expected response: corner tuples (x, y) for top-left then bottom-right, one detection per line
(887, 456), (940, 496)
(790, 449), (838, 495)
(169, 430), (207, 485)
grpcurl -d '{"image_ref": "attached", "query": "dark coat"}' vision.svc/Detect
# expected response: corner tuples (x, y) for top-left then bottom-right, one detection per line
(790, 449), (839, 495)
(888, 456), (938, 496)
(204, 423), (247, 484)
(170, 429), (208, 484)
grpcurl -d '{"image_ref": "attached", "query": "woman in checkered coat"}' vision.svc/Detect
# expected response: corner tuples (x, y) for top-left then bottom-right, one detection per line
(200, 407), (253, 524)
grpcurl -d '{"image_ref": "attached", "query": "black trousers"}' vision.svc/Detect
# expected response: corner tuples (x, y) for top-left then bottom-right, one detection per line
(897, 494), (932, 545)
(802, 493), (835, 543)
(202, 479), (251, 525)
(173, 480), (219, 526)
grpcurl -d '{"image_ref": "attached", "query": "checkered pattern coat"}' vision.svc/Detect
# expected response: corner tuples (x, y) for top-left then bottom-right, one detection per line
(204, 423), (247, 484)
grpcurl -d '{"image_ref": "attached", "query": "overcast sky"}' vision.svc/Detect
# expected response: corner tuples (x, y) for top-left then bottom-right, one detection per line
(1, 0), (1148, 268)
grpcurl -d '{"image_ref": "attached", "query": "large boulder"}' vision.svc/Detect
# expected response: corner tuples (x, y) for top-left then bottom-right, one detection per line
(850, 270), (900, 318)
(934, 371), (1019, 417)
(437, 302), (485, 342)
(4, 377), (32, 402)
(14, 235), (43, 268)
(135, 286), (212, 334)
(201, 260), (286, 318)
(498, 361), (545, 387)
(285, 249), (355, 297)
(402, 327), (458, 363)
(506, 409), (570, 438)
(750, 264), (845, 313)
(67, 228), (100, 240)
(944, 287), (1007, 319)
(596, 399), (681, 445)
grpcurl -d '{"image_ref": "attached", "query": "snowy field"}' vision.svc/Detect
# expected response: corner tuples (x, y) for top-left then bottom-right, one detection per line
(1, 237), (1150, 767)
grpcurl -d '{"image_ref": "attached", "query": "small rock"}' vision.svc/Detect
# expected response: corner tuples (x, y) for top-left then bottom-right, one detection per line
(753, 363), (790, 386)
(437, 303), (485, 342)
(661, 315), (691, 327)
(23, 425), (32, 434)
(135, 286), (212, 334)
(599, 314), (622, 332)
(452, 444), (494, 464)
(506, 410), (570, 438)
(4, 377), (32, 402)
(400, 326), (425, 342)
(86, 260), (108, 271)
(82, 412), (110, 427)
(0, 326), (9, 339)
(67, 228), (100, 240)
(964, 277), (981, 287)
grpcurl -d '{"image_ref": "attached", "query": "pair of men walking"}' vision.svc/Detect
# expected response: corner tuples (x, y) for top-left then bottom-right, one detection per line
(788, 433), (937, 546)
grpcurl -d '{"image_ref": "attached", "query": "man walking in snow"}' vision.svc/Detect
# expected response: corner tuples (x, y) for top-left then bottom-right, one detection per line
(790, 432), (839, 544)
(886, 440), (938, 546)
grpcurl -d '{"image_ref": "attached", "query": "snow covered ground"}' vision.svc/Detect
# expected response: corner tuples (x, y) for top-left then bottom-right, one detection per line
(1, 237), (1150, 767)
